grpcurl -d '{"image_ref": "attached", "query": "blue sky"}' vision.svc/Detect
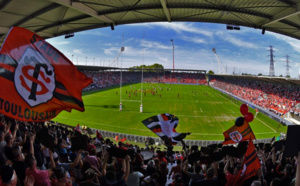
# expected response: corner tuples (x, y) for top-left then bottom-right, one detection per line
(47, 22), (300, 78)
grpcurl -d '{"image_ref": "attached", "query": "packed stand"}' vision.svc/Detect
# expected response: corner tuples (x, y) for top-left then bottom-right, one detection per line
(0, 114), (299, 185)
(83, 71), (207, 91)
(210, 77), (300, 116)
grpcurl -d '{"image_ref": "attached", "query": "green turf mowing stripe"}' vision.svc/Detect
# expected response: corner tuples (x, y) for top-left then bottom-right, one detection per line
(53, 83), (287, 140)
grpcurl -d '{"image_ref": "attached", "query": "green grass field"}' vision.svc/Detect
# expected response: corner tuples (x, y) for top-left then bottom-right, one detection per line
(53, 83), (287, 141)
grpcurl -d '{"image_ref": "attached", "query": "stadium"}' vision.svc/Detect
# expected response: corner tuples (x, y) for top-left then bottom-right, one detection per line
(54, 66), (293, 144)
(1, 1), (300, 186)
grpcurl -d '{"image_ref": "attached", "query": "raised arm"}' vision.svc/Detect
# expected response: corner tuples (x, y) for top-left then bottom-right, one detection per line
(102, 152), (109, 176)
(168, 167), (174, 179)
(12, 123), (19, 142)
(29, 133), (35, 155)
(122, 155), (131, 181)
(183, 159), (189, 174)
(224, 155), (231, 173)
(70, 150), (83, 168)
(271, 147), (276, 165)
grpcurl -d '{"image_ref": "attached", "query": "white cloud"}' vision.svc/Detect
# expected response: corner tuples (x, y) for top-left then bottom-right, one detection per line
(104, 47), (121, 55)
(142, 40), (170, 49)
(269, 32), (300, 52)
(48, 40), (69, 46)
(181, 36), (206, 44)
(130, 22), (213, 37)
(220, 34), (258, 49)
(73, 49), (84, 55)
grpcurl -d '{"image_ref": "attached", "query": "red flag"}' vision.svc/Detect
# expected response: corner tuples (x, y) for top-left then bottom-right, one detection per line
(234, 139), (261, 186)
(223, 122), (255, 145)
(0, 27), (92, 121)
(120, 137), (126, 142)
(114, 135), (119, 142)
(74, 124), (81, 133)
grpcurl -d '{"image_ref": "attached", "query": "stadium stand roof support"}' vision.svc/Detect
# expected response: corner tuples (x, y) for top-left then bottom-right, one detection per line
(3, 0), (300, 45)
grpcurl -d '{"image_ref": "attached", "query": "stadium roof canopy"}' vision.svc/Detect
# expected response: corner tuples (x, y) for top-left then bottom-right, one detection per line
(1, 0), (300, 46)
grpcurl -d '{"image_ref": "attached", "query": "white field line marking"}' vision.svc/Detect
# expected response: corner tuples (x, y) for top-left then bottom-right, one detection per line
(229, 109), (235, 113)
(256, 118), (277, 132)
(217, 92), (276, 133)
(176, 115), (235, 119)
(122, 99), (141, 102)
(199, 107), (203, 112)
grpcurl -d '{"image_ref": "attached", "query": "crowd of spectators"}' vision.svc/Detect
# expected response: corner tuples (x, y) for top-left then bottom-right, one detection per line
(82, 71), (207, 91)
(210, 77), (300, 116)
(0, 114), (300, 186)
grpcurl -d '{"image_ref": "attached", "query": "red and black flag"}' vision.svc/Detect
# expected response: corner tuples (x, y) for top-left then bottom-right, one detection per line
(0, 27), (92, 121)
(223, 121), (256, 145)
(142, 113), (190, 146)
(234, 139), (261, 186)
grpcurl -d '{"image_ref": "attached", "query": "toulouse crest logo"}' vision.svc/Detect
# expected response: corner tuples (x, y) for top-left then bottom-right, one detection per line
(14, 48), (55, 107)
(229, 131), (243, 143)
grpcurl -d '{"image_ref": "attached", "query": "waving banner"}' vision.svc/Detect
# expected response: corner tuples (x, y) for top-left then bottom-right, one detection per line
(223, 121), (256, 145)
(234, 139), (261, 186)
(142, 113), (190, 146)
(0, 27), (92, 121)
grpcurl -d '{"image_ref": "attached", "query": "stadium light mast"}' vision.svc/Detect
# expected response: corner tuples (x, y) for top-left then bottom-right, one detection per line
(119, 46), (125, 111)
(140, 33), (145, 113)
(212, 48), (226, 74)
(171, 39), (174, 72)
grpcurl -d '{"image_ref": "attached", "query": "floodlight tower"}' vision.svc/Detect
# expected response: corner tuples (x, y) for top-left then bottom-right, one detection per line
(212, 48), (226, 74)
(170, 39), (174, 72)
(268, 46), (275, 76)
(118, 47), (125, 111)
